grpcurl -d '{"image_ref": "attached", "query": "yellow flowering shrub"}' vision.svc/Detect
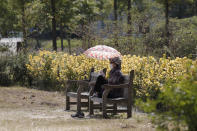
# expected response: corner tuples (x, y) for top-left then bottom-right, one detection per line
(26, 50), (56, 80)
(26, 50), (197, 98)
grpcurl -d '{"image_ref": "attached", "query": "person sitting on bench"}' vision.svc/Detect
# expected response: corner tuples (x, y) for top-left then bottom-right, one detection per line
(93, 57), (125, 98)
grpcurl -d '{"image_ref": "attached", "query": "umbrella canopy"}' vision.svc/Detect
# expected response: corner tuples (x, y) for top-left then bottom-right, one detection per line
(84, 45), (121, 60)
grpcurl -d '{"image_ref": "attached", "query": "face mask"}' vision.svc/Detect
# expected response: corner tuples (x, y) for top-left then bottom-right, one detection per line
(110, 64), (113, 69)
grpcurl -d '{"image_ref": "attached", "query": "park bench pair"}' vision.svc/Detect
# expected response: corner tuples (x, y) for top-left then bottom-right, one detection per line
(65, 68), (134, 118)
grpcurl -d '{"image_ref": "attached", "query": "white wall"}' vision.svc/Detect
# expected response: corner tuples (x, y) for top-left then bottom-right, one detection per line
(0, 38), (23, 55)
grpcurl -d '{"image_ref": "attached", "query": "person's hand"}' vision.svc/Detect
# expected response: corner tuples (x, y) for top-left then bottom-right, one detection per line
(99, 70), (105, 77)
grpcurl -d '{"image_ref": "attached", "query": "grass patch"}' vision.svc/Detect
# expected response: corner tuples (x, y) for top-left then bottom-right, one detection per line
(41, 39), (82, 50)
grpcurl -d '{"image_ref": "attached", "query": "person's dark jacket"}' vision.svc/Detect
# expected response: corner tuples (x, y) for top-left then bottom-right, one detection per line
(108, 67), (125, 98)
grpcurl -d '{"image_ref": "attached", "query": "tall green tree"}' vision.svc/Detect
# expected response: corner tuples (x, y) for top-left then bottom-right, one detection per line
(40, 0), (59, 51)
(170, 0), (196, 18)
(56, 0), (77, 52)
(114, 0), (118, 47)
(72, 0), (104, 49)
(25, 0), (50, 49)
(8, 0), (33, 48)
(195, 0), (197, 15)
(51, 0), (57, 51)
(156, 0), (193, 55)
(127, 0), (131, 35)
(0, 0), (17, 37)
(39, 0), (106, 51)
(156, 0), (171, 49)
(114, 0), (118, 21)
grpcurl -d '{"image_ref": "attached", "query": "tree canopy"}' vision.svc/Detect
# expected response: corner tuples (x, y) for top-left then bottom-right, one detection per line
(0, 0), (196, 58)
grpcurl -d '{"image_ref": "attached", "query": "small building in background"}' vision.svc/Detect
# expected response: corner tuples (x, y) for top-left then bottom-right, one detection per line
(0, 38), (23, 55)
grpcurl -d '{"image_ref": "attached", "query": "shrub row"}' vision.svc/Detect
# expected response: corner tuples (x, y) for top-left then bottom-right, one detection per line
(26, 50), (197, 99)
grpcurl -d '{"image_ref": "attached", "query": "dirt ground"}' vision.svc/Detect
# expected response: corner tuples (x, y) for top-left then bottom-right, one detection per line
(0, 86), (155, 131)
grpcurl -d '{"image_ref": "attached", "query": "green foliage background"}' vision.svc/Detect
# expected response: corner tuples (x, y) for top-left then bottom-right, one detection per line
(136, 62), (197, 131)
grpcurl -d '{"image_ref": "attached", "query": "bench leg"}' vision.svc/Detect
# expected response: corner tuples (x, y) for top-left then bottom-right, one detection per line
(113, 103), (117, 115)
(66, 96), (70, 110)
(77, 95), (81, 114)
(87, 98), (89, 110)
(100, 103), (102, 111)
(127, 101), (132, 118)
(89, 99), (94, 115)
(102, 103), (107, 118)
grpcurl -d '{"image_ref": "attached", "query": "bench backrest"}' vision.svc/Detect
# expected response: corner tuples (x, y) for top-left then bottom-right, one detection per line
(123, 75), (129, 98)
(89, 68), (107, 82)
(90, 72), (100, 81)
(122, 70), (134, 99)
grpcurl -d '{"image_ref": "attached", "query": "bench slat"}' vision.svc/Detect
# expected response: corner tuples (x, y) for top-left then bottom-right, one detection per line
(90, 97), (103, 103)
(67, 92), (89, 98)
(106, 110), (128, 113)
(90, 96), (127, 103)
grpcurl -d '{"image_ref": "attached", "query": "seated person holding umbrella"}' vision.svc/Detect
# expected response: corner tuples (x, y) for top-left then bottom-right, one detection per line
(71, 57), (125, 118)
(93, 57), (125, 98)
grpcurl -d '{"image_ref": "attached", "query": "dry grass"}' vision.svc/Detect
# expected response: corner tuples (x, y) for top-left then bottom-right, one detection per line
(0, 86), (155, 131)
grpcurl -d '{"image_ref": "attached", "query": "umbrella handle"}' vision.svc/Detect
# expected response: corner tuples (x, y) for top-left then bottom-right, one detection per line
(103, 68), (107, 75)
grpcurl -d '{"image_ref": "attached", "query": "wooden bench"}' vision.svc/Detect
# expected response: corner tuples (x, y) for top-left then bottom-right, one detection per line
(89, 70), (134, 118)
(65, 68), (106, 114)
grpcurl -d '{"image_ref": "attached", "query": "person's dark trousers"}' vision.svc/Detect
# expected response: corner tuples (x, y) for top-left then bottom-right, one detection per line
(94, 75), (108, 98)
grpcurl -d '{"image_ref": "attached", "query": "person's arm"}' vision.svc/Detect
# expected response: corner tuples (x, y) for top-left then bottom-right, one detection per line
(119, 75), (125, 84)
(89, 81), (96, 86)
(108, 71), (123, 85)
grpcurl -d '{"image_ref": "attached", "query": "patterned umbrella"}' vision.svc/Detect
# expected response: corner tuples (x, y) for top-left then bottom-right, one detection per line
(84, 45), (121, 60)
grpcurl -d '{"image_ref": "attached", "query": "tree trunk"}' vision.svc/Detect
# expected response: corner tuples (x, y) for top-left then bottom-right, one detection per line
(51, 0), (57, 51)
(82, 36), (86, 49)
(195, 0), (197, 15)
(67, 36), (71, 55)
(21, 2), (27, 49)
(81, 23), (87, 49)
(178, 0), (184, 19)
(36, 38), (40, 50)
(127, 0), (131, 35)
(87, 36), (91, 48)
(165, 0), (169, 48)
(178, 3), (182, 19)
(165, 0), (170, 57)
(114, 0), (118, 47)
(60, 22), (64, 51)
(114, 0), (118, 21)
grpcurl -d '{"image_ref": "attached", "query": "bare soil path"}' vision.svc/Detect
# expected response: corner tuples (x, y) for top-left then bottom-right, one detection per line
(0, 86), (155, 131)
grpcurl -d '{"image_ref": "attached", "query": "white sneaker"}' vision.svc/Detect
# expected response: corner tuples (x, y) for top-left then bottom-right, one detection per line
(91, 93), (98, 97)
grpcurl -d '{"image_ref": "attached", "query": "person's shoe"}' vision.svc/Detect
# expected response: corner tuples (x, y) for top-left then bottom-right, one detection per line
(91, 93), (98, 98)
(71, 113), (79, 118)
(78, 112), (84, 118)
(71, 112), (84, 118)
